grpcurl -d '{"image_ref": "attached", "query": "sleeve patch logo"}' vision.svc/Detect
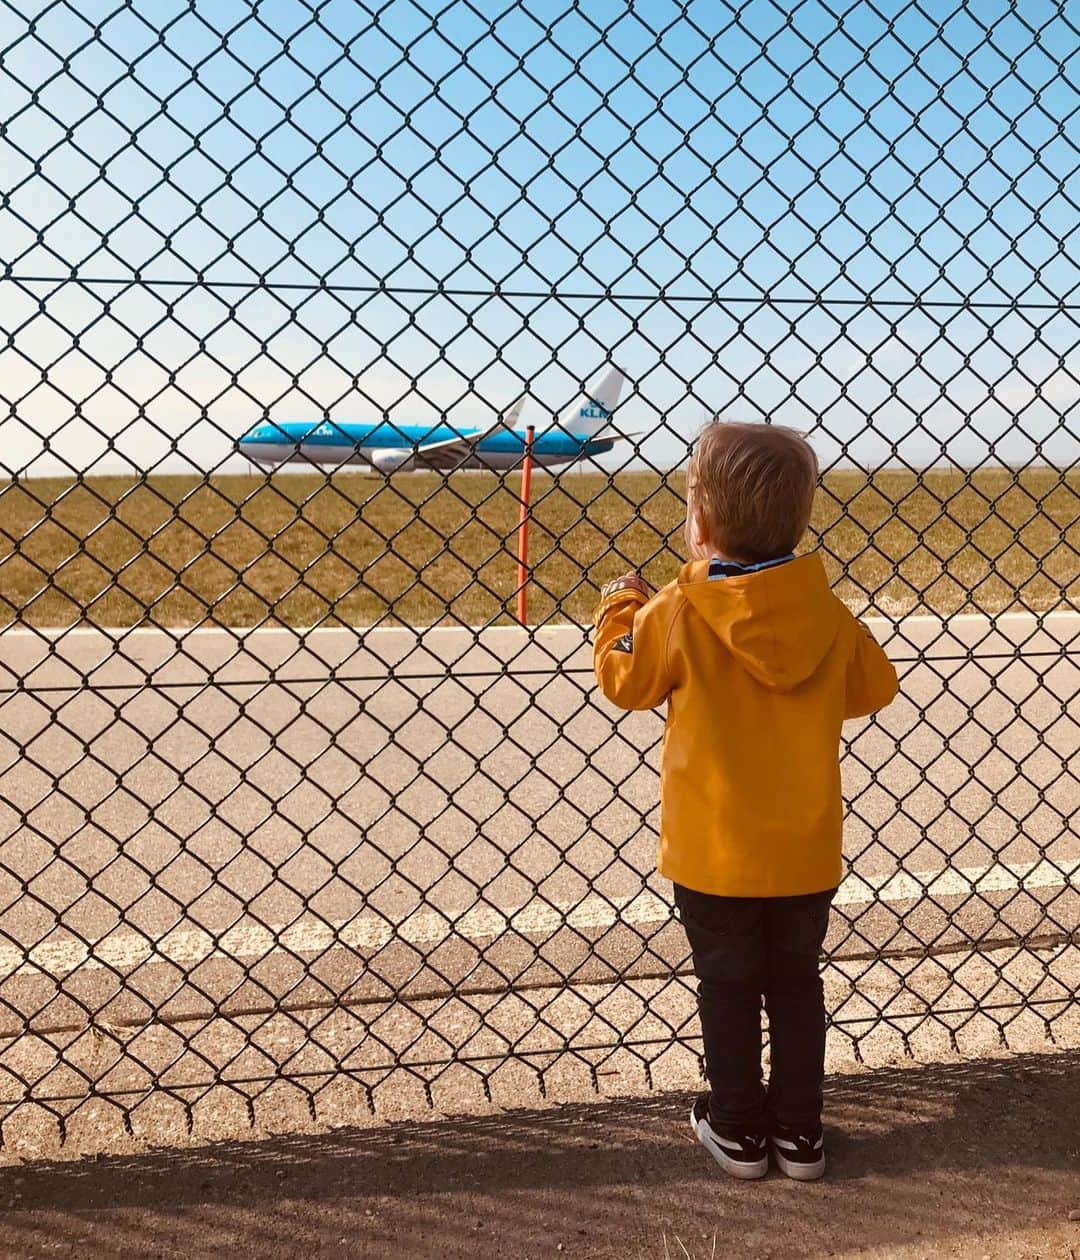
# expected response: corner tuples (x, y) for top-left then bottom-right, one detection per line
(613, 632), (634, 654)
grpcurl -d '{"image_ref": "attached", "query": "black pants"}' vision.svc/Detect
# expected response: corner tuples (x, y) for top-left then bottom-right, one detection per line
(674, 883), (836, 1134)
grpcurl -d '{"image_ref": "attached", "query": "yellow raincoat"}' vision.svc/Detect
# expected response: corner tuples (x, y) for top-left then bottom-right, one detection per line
(594, 554), (898, 897)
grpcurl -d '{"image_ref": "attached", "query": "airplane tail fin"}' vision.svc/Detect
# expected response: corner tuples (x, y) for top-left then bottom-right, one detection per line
(557, 366), (626, 437)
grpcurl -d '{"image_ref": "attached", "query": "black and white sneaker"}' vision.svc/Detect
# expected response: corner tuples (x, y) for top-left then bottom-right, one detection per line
(770, 1124), (826, 1181)
(689, 1094), (768, 1180)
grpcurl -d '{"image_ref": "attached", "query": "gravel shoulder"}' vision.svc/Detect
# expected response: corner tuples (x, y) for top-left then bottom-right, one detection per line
(0, 1048), (1076, 1260)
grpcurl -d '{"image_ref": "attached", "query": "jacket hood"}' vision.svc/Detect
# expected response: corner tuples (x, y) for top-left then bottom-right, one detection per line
(678, 553), (842, 691)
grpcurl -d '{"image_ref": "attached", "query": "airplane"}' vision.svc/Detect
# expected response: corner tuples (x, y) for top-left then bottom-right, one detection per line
(236, 366), (628, 472)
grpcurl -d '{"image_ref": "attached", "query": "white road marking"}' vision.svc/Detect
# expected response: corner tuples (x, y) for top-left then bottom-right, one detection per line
(3, 609), (1077, 690)
(7, 610), (1079, 636)
(1, 854), (1074, 984)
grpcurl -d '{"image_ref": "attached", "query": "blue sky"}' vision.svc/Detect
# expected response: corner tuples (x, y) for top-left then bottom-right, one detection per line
(1, 0), (1078, 475)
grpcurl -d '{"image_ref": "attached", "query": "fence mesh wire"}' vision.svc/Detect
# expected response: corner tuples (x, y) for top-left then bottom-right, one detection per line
(0, 0), (1078, 1145)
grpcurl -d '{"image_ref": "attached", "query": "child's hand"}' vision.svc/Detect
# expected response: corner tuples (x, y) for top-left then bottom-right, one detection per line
(600, 573), (651, 600)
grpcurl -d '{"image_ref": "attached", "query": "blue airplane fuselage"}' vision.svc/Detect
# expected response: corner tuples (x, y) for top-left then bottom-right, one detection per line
(238, 420), (615, 470)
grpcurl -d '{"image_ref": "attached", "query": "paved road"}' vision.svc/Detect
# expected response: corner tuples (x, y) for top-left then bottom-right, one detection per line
(0, 611), (1075, 1145)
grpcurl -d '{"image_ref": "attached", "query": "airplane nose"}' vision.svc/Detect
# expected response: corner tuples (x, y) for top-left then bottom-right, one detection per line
(236, 427), (261, 456)
(237, 424), (288, 466)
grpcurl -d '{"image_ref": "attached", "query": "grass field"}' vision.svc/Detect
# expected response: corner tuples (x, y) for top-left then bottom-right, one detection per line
(1, 467), (1077, 628)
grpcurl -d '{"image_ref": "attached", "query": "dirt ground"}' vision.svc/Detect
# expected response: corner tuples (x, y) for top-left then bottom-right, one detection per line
(0, 1049), (1074, 1259)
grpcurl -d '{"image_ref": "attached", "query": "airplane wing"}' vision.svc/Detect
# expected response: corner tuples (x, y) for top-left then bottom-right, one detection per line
(391, 396), (526, 471)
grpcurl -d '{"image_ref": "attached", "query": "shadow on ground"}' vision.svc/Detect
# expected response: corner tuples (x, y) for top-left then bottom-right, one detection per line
(0, 1050), (1077, 1259)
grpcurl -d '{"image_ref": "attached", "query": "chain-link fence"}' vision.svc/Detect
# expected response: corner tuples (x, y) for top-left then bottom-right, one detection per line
(0, 0), (1078, 1147)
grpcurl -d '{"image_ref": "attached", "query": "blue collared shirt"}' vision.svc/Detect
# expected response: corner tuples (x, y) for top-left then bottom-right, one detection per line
(708, 553), (795, 580)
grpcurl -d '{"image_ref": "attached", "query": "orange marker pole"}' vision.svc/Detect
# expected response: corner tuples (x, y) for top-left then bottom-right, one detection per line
(516, 424), (535, 626)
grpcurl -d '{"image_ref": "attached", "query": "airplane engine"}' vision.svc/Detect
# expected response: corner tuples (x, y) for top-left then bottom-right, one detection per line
(370, 449), (413, 473)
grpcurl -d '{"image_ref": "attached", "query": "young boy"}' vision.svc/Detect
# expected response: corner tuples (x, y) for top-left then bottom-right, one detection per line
(593, 421), (898, 1182)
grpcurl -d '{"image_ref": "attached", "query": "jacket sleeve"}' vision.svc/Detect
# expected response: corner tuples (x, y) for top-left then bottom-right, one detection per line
(593, 586), (676, 711)
(844, 617), (899, 719)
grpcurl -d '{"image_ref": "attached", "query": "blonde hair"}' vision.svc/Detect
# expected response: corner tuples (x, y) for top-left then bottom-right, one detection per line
(688, 421), (818, 563)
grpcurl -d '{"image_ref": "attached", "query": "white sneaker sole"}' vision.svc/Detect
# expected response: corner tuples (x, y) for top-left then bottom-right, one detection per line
(772, 1144), (826, 1181)
(690, 1106), (769, 1180)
